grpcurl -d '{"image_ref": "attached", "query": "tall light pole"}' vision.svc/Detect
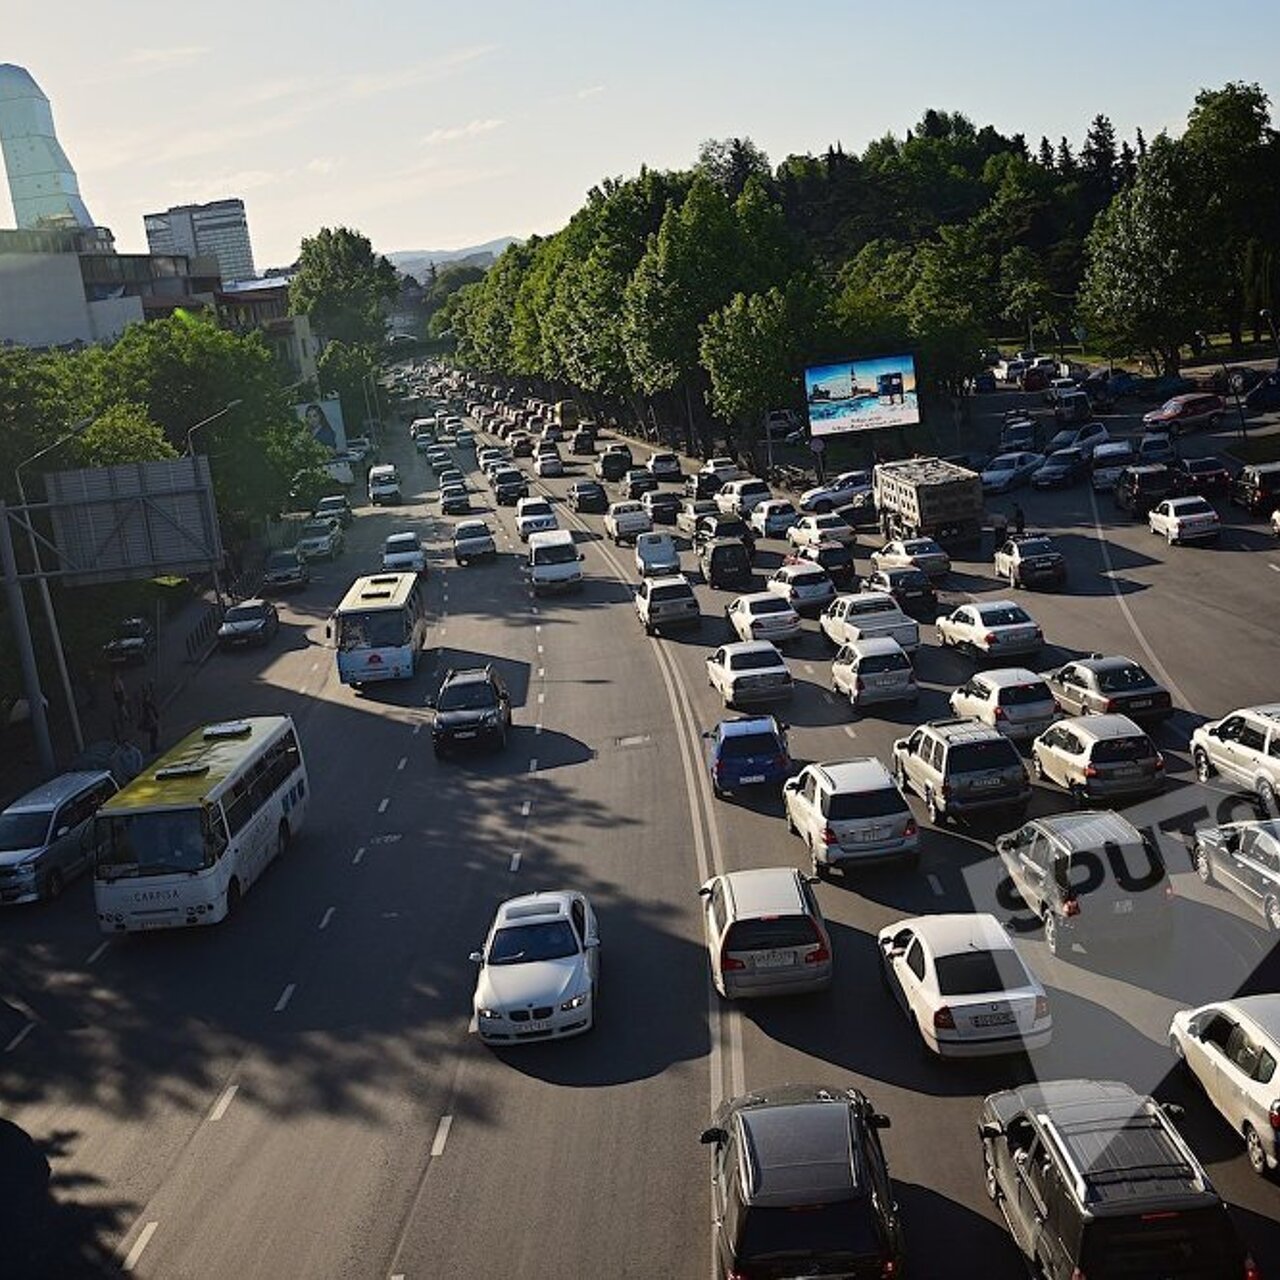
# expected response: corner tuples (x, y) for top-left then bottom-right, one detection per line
(15, 418), (95, 754)
(1261, 310), (1280, 368)
(186, 399), (242, 457)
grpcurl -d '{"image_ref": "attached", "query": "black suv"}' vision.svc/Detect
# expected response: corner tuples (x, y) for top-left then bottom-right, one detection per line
(1113, 464), (1175, 517)
(595, 451), (630, 483)
(685, 471), (723, 499)
(430, 666), (512, 756)
(493, 469), (529, 505)
(980, 1079), (1254, 1280)
(698, 538), (753, 589)
(567, 481), (608, 514)
(701, 1085), (904, 1280)
(995, 811), (1173, 957)
(693, 512), (756, 555)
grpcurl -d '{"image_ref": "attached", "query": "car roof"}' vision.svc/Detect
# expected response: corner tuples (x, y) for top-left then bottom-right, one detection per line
(717, 715), (781, 740)
(897, 911), (1013, 956)
(924, 717), (1003, 742)
(1064, 713), (1146, 741)
(722, 866), (804, 916)
(974, 666), (1045, 688)
(739, 1100), (857, 1204)
(815, 757), (896, 793)
(839, 591), (899, 607)
(495, 891), (573, 925)
(647, 573), (690, 588)
(737, 591), (787, 606)
(4, 770), (113, 814)
(385, 532), (417, 544)
(720, 639), (784, 658)
(973, 598), (1023, 615)
(1033, 810), (1146, 853)
(442, 666), (494, 687)
(1071, 654), (1141, 673)
(846, 636), (905, 657)
(1224, 993), (1280, 1044)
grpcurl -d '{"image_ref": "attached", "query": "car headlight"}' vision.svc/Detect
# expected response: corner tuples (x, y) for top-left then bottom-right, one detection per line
(15, 864), (38, 878)
(561, 991), (590, 1011)
(477, 1007), (504, 1020)
(481, 710), (500, 725)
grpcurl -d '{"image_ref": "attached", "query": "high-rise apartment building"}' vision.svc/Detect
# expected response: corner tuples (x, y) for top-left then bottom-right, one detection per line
(144, 198), (256, 283)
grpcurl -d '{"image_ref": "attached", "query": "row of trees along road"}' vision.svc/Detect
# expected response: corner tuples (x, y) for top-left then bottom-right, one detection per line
(440, 83), (1280, 454)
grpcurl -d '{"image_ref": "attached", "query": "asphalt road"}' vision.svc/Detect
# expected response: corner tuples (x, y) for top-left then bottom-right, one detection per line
(2, 412), (1280, 1279)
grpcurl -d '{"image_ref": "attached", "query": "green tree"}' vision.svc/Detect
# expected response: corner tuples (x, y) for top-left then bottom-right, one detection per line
(697, 136), (772, 199)
(317, 340), (379, 433)
(0, 347), (58, 501)
(999, 246), (1054, 348)
(289, 227), (399, 346)
(72, 402), (176, 467)
(1081, 135), (1218, 373)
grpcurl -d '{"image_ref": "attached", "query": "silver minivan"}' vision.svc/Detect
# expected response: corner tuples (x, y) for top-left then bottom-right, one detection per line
(700, 867), (832, 998)
(1031, 713), (1165, 802)
(0, 771), (119, 904)
(831, 637), (917, 710)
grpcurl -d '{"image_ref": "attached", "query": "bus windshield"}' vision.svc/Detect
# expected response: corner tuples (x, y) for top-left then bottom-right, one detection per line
(337, 610), (408, 650)
(96, 808), (212, 878)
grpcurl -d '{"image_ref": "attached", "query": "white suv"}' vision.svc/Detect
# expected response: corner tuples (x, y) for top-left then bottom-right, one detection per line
(1191, 705), (1280, 815)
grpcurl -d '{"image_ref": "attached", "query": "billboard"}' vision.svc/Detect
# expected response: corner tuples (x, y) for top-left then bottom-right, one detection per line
(804, 353), (920, 436)
(294, 397), (348, 453)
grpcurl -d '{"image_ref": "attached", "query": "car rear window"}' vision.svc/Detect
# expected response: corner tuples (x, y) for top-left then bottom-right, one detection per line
(817, 547), (852, 567)
(857, 652), (911, 675)
(735, 1197), (880, 1267)
(1015, 539), (1055, 557)
(934, 948), (1027, 996)
(790, 571), (828, 587)
(824, 787), (910, 821)
(1095, 664), (1154, 693)
(998, 682), (1052, 706)
(1055, 840), (1166, 898)
(650, 584), (693, 603)
(752, 597), (792, 615)
(725, 916), (816, 950)
(1082, 1206), (1239, 1276)
(729, 650), (783, 671)
(947, 740), (1021, 772)
(719, 733), (782, 758)
(1092, 736), (1155, 764)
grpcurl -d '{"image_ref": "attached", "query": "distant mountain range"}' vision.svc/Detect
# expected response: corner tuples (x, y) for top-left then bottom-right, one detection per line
(388, 237), (518, 280)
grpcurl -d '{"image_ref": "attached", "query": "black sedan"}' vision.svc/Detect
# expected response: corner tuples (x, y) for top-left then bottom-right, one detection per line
(217, 600), (280, 649)
(863, 567), (936, 614)
(1043, 655), (1174, 724)
(621, 469), (659, 500)
(1173, 455), (1230, 500)
(1031, 447), (1090, 489)
(567, 481), (609, 514)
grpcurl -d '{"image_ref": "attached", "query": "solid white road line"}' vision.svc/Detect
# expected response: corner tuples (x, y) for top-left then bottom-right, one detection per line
(274, 983), (296, 1013)
(927, 874), (945, 897)
(529, 758), (538, 773)
(378, 797), (390, 813)
(843, 725), (857, 738)
(430, 1114), (453, 1157)
(86, 940), (110, 965)
(319, 907), (335, 930)
(521, 800), (531, 817)
(207, 1084), (238, 1122)
(397, 756), (407, 771)
(353, 846), (366, 865)
(509, 850), (522, 872)
(4, 1022), (34, 1053)
(412, 722), (422, 735)
(122, 1221), (158, 1272)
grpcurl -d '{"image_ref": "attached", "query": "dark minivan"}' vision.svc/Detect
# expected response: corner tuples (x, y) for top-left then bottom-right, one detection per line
(699, 538), (753, 589)
(1113, 464), (1176, 517)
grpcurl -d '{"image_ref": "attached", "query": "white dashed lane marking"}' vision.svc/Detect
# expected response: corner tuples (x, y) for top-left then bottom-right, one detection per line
(430, 1114), (454, 1157)
(378, 797), (390, 813)
(86, 940), (110, 965)
(122, 1222), (158, 1272)
(521, 800), (531, 817)
(843, 726), (857, 738)
(4, 1023), (34, 1053)
(207, 1084), (238, 1122)
(319, 907), (335, 930)
(274, 984), (296, 1013)
(529, 758), (539, 773)
(397, 756), (407, 771)
(353, 846), (366, 865)
(927, 874), (945, 897)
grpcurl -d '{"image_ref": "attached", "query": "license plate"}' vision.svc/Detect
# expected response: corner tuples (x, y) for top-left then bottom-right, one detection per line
(974, 776), (1003, 788)
(739, 775), (766, 784)
(453, 730), (477, 740)
(1128, 699), (1152, 710)
(753, 950), (795, 970)
(853, 828), (881, 842)
(973, 1012), (1014, 1027)
(1113, 765), (1141, 777)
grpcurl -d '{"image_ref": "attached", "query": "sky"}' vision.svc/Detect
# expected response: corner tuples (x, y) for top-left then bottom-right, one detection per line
(5, 0), (1280, 271)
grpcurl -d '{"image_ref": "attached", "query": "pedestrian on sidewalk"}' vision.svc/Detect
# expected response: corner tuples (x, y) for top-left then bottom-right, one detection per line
(139, 689), (160, 755)
(112, 672), (129, 725)
(1012, 503), (1026, 536)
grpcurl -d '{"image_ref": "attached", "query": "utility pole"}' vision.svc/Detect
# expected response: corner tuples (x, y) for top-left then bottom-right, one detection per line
(0, 503), (55, 774)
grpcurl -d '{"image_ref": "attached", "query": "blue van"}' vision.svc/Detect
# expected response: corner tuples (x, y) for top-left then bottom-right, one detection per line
(704, 716), (793, 798)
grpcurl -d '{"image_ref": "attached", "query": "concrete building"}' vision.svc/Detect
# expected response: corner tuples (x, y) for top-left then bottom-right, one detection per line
(145, 199), (256, 283)
(0, 63), (93, 230)
(216, 277), (318, 386)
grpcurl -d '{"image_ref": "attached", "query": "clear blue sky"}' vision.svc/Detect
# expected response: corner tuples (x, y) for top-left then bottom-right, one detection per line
(6, 0), (1279, 269)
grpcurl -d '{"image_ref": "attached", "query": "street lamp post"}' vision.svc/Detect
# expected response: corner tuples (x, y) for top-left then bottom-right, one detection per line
(15, 419), (95, 754)
(1261, 310), (1280, 368)
(186, 401), (241, 607)
(1220, 363), (1248, 444)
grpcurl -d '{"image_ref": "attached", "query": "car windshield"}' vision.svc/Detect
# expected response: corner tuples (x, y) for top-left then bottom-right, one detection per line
(948, 741), (1021, 772)
(979, 605), (1031, 626)
(385, 536), (417, 553)
(316, 499), (344, 512)
(522, 503), (552, 518)
(1175, 498), (1215, 516)
(815, 516), (846, 530)
(816, 546), (852, 566)
(225, 604), (267, 623)
(752, 598), (792, 615)
(725, 916), (816, 950)
(729, 650), (783, 671)
(826, 787), (909, 821)
(988, 457), (1017, 472)
(533, 543), (578, 565)
(789, 571), (827, 587)
(934, 947), (1028, 996)
(1184, 458), (1221, 473)
(1092, 737), (1154, 764)
(300, 523), (331, 540)
(95, 808), (213, 878)
(0, 810), (52, 852)
(1081, 1205), (1238, 1274)
(457, 523), (491, 539)
(887, 569), (927, 587)
(719, 732), (782, 758)
(998, 682), (1052, 706)
(266, 552), (299, 570)
(1048, 432), (1075, 450)
(1055, 840), (1165, 898)
(488, 919), (579, 965)
(336, 610), (408, 650)
(438, 680), (498, 711)
(1094, 663), (1154, 692)
(902, 540), (939, 554)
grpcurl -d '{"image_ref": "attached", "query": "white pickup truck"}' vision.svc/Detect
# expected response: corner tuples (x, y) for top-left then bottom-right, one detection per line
(605, 501), (653, 544)
(819, 592), (920, 654)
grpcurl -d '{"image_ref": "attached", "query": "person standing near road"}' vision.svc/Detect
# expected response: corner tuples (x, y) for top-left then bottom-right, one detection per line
(1012, 503), (1026, 536)
(139, 688), (160, 755)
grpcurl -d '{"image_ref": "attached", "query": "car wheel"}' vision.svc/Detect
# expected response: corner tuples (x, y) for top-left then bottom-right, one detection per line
(908, 1015), (932, 1060)
(1246, 1124), (1269, 1176)
(1068, 782), (1086, 809)
(1169, 1032), (1188, 1068)
(982, 1148), (1000, 1202)
(1193, 748), (1214, 783)
(894, 759), (909, 791)
(1031, 752), (1046, 781)
(1259, 780), (1279, 819)
(1043, 911), (1060, 957)
(810, 848), (826, 880)
(1166, 530), (1175, 546)
(1266, 896), (1280, 933)
(925, 790), (943, 825)
(1194, 843), (1215, 885)
(1008, 569), (1018, 589)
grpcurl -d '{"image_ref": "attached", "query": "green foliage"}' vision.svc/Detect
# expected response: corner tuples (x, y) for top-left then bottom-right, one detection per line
(72, 402), (175, 467)
(318, 340), (379, 432)
(289, 226), (399, 346)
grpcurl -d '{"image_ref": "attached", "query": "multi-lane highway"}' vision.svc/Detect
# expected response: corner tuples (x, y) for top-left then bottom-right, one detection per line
(3, 406), (1280, 1278)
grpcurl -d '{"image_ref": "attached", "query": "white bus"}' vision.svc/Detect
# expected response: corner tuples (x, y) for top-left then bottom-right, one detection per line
(332, 572), (428, 686)
(93, 717), (308, 932)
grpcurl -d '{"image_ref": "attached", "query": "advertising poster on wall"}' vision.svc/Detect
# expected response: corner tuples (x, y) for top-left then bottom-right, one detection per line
(804, 354), (920, 436)
(294, 397), (348, 453)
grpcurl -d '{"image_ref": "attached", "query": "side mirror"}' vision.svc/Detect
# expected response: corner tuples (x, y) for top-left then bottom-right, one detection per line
(701, 730), (713, 740)
(577, 552), (585, 561)
(783, 778), (799, 792)
(585, 938), (600, 950)
(979, 1122), (1003, 1142)
(468, 950), (483, 964)
(870, 1113), (892, 1131)
(697, 885), (712, 898)
(700, 1126), (727, 1146)
(325, 624), (332, 640)
(55, 826), (70, 839)
(1161, 1102), (1186, 1120)
(425, 696), (436, 708)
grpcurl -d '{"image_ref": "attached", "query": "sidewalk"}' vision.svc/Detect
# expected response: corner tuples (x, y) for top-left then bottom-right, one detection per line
(0, 580), (227, 807)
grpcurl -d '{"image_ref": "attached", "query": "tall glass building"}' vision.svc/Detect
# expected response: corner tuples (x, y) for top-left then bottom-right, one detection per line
(144, 199), (257, 283)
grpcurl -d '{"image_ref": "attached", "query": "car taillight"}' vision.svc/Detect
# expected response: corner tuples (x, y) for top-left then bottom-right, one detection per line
(1052, 699), (1062, 713)
(773, 754), (789, 769)
(994, 706), (1007, 720)
(940, 782), (952, 799)
(1070, 1270), (1087, 1280)
(1063, 897), (1080, 917)
(721, 951), (747, 971)
(1102, 698), (1116, 712)
(854, 676), (865, 693)
(1269, 1101), (1280, 1131)
(881, 1262), (899, 1278)
(1244, 1256), (1261, 1280)
(1084, 764), (1099, 778)
(933, 1007), (955, 1029)
(903, 819), (918, 837)
(983, 632), (997, 646)
(805, 942), (830, 965)
(1154, 752), (1165, 770)
(820, 827), (839, 846)
(1035, 995), (1050, 1020)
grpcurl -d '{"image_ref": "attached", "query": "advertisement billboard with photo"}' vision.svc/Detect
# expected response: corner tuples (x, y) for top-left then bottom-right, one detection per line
(804, 353), (920, 436)
(294, 397), (348, 453)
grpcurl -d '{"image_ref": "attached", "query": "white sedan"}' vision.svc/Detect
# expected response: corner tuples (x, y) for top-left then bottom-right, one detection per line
(798, 470), (872, 513)
(936, 600), (1043, 659)
(981, 452), (1045, 494)
(726, 593), (802, 644)
(869, 538), (951, 578)
(634, 531), (681, 577)
(470, 890), (600, 1045)
(787, 513), (856, 549)
(534, 452), (564, 478)
(515, 497), (558, 540)
(766, 564), (836, 614)
(1148, 496), (1221, 545)
(750, 499), (800, 538)
(877, 913), (1051, 1058)
(381, 532), (426, 574)
(706, 641), (793, 707)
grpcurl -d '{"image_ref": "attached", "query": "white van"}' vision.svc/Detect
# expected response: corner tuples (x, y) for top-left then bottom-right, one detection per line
(527, 529), (584, 594)
(368, 463), (401, 506)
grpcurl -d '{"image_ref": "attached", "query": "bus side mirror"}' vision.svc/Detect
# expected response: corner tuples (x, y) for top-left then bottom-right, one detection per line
(324, 624), (332, 640)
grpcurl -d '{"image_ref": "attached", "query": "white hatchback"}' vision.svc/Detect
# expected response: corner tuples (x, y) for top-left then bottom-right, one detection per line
(949, 668), (1057, 740)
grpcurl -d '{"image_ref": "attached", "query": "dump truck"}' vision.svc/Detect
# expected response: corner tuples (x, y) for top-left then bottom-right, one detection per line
(872, 456), (984, 549)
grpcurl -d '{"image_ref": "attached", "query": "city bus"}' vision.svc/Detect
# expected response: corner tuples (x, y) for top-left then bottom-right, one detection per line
(332, 572), (428, 685)
(93, 716), (308, 931)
